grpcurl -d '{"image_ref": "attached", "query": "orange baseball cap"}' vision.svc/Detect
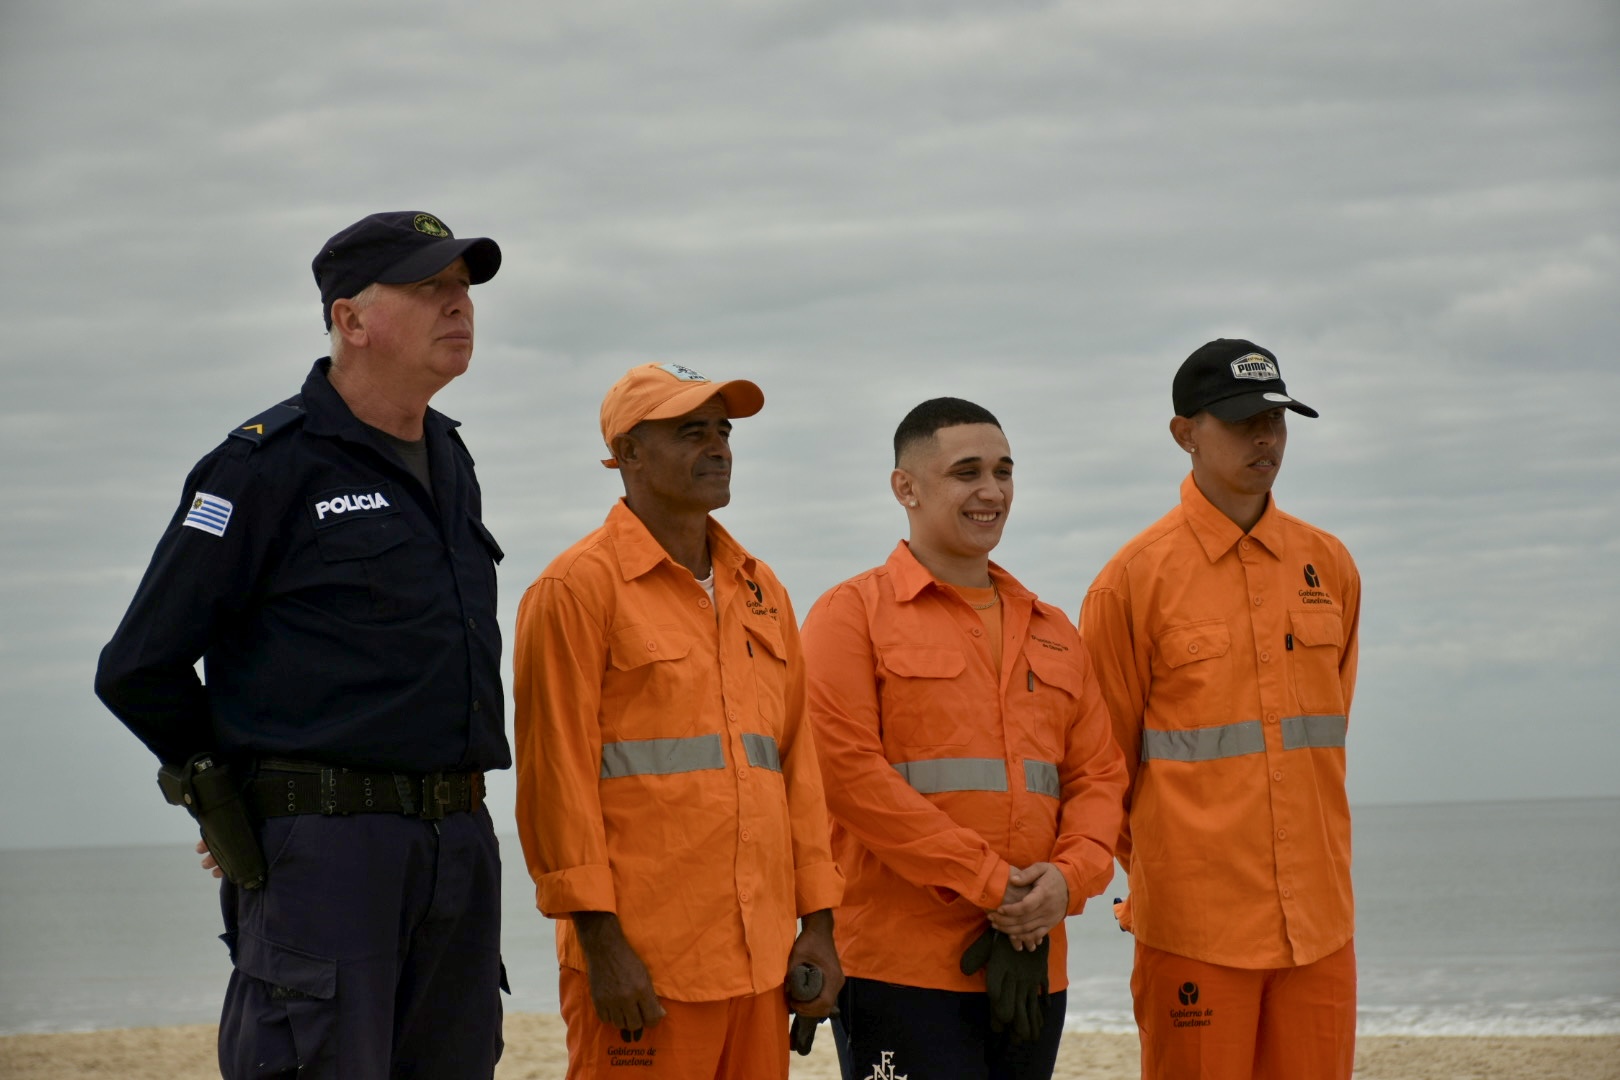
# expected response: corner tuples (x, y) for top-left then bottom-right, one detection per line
(599, 362), (765, 467)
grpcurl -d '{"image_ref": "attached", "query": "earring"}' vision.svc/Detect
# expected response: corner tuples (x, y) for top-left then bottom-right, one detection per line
(908, 500), (917, 507)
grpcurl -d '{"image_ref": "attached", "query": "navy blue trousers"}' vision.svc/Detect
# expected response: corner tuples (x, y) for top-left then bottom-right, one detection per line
(832, 976), (1067, 1080)
(216, 807), (504, 1079)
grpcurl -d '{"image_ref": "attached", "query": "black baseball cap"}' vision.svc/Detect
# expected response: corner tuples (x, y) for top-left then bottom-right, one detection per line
(1173, 338), (1319, 421)
(312, 211), (501, 329)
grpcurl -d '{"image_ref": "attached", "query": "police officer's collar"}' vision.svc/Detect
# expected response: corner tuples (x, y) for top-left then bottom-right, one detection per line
(1180, 474), (1288, 561)
(301, 358), (459, 442)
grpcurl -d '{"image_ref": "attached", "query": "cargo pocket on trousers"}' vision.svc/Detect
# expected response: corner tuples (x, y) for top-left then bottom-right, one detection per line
(228, 931), (339, 1075)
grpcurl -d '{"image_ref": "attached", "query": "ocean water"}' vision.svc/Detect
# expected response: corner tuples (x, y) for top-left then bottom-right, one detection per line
(1, 798), (1616, 1037)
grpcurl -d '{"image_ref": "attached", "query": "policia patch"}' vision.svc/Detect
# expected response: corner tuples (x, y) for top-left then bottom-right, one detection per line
(308, 484), (400, 528)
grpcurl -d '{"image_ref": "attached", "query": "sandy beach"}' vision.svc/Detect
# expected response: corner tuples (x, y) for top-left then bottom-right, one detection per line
(1, 1015), (1616, 1079)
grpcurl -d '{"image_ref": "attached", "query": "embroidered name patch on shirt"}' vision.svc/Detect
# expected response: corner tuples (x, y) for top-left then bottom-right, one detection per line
(183, 492), (234, 537)
(308, 484), (399, 528)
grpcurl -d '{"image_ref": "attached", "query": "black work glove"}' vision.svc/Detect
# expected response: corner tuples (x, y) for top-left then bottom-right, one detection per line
(960, 927), (1050, 1044)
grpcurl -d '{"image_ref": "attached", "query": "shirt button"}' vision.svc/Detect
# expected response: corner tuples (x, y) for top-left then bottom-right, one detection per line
(467, 617), (477, 629)
(971, 627), (983, 637)
(741, 829), (751, 841)
(699, 598), (711, 609)
(1260, 651), (1271, 663)
(739, 891), (750, 903)
(1187, 643), (1199, 655)
(1282, 888), (1293, 899)
(472, 700), (482, 712)
(1277, 828), (1288, 840)
(646, 641), (658, 651)
(737, 767), (747, 779)
(1252, 597), (1263, 607)
(1240, 540), (1251, 552)
(1266, 713), (1278, 724)
(1273, 770), (1283, 782)
(1014, 819), (1024, 831)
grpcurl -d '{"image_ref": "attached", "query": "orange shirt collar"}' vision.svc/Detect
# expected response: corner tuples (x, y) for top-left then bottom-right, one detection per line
(886, 540), (1034, 604)
(604, 498), (754, 582)
(1178, 473), (1288, 562)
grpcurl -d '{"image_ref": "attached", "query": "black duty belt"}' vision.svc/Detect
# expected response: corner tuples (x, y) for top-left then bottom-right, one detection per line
(251, 759), (484, 820)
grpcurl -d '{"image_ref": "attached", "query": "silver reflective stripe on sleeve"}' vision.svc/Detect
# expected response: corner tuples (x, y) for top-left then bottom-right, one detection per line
(1141, 720), (1265, 762)
(893, 757), (1008, 794)
(1282, 714), (1348, 750)
(600, 734), (725, 779)
(1024, 759), (1061, 798)
(741, 733), (781, 772)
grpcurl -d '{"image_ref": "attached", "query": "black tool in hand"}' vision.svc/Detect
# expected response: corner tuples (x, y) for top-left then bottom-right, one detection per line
(788, 962), (825, 1056)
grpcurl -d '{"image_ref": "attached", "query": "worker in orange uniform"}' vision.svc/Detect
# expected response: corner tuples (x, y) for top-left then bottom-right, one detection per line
(511, 362), (845, 1080)
(802, 397), (1128, 1080)
(1081, 339), (1361, 1080)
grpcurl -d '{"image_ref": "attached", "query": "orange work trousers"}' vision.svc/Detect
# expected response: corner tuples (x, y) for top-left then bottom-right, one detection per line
(559, 967), (791, 1080)
(1132, 939), (1356, 1080)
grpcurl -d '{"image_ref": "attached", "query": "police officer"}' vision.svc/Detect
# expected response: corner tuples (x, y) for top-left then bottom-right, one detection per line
(95, 211), (511, 1079)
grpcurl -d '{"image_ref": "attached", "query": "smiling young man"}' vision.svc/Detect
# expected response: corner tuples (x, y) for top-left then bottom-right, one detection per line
(1080, 340), (1362, 1080)
(95, 211), (509, 1078)
(801, 398), (1127, 1080)
(512, 363), (844, 1080)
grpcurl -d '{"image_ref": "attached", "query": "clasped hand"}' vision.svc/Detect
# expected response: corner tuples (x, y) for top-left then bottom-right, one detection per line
(988, 862), (1068, 950)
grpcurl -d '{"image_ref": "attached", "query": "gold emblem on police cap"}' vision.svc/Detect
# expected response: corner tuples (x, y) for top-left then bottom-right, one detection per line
(413, 213), (450, 238)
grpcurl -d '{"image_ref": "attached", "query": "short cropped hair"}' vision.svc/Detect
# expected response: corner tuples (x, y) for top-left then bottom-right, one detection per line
(327, 282), (381, 364)
(893, 397), (1002, 467)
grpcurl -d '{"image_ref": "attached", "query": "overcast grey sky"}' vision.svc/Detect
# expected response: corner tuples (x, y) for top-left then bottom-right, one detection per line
(3, 0), (1616, 851)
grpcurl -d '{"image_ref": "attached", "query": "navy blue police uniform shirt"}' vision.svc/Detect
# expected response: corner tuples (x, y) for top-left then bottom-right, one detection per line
(96, 359), (511, 775)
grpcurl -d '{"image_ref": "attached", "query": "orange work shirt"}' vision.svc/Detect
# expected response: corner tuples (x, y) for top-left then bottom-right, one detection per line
(803, 541), (1128, 992)
(1080, 475), (1361, 970)
(512, 500), (844, 1002)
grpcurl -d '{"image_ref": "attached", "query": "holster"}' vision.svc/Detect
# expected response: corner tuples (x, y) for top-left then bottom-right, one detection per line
(158, 753), (267, 890)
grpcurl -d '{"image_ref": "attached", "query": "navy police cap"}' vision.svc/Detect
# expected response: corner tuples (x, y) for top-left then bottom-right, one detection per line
(313, 211), (501, 329)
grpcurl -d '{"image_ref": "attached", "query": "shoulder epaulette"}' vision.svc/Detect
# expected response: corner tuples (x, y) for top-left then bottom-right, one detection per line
(228, 397), (306, 448)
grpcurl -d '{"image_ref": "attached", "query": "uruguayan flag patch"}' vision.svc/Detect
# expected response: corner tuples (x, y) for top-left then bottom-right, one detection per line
(183, 492), (234, 537)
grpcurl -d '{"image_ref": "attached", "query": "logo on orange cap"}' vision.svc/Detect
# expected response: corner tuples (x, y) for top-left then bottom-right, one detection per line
(659, 362), (709, 382)
(598, 362), (764, 468)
